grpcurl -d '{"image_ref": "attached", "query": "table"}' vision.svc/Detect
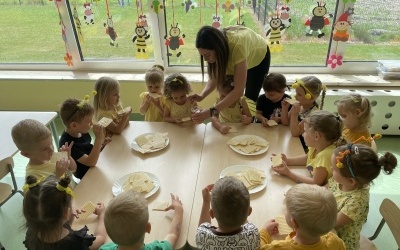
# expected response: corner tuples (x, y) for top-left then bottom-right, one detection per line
(0, 111), (59, 160)
(72, 122), (206, 249)
(186, 123), (307, 247)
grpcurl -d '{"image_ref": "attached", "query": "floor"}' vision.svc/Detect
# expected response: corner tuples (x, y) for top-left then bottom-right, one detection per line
(1, 117), (399, 249)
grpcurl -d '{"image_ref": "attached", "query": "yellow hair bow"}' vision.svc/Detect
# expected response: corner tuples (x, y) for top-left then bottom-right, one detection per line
(173, 78), (183, 84)
(22, 177), (44, 192)
(292, 79), (313, 100)
(56, 183), (75, 197)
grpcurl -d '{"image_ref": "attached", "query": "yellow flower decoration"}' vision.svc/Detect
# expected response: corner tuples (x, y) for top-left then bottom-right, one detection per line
(92, 90), (97, 96)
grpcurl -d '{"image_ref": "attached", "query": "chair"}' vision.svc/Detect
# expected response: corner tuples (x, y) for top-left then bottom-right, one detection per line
(0, 157), (23, 207)
(361, 198), (400, 250)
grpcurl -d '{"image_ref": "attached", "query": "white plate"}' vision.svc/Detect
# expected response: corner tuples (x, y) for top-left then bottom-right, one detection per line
(112, 172), (160, 198)
(131, 133), (170, 154)
(228, 135), (269, 156)
(220, 165), (267, 194)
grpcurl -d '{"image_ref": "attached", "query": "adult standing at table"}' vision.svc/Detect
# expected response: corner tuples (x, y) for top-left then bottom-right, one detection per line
(191, 25), (270, 123)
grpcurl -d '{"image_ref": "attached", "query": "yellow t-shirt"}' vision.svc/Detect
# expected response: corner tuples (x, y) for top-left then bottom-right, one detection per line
(306, 144), (336, 183)
(164, 99), (192, 120)
(260, 229), (345, 250)
(216, 97), (246, 123)
(139, 92), (164, 122)
(26, 162), (56, 180)
(342, 128), (372, 147)
(225, 26), (269, 75)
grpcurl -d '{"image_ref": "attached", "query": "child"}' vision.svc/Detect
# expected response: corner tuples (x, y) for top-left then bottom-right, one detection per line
(139, 65), (165, 122)
(196, 176), (260, 250)
(11, 119), (76, 180)
(163, 73), (197, 124)
(100, 191), (183, 250)
(212, 76), (253, 134)
(260, 184), (345, 249)
(281, 76), (326, 138)
(272, 110), (342, 186)
(60, 98), (110, 180)
(336, 94), (376, 147)
(256, 73), (291, 126)
(329, 144), (397, 250)
(23, 175), (107, 249)
(94, 76), (131, 135)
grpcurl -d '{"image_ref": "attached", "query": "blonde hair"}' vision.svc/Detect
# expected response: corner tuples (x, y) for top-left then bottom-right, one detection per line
(300, 76), (326, 110)
(337, 94), (371, 128)
(286, 184), (337, 236)
(104, 190), (149, 246)
(163, 73), (192, 98)
(304, 110), (343, 143)
(145, 65), (165, 86)
(211, 176), (250, 228)
(93, 76), (120, 115)
(11, 119), (51, 151)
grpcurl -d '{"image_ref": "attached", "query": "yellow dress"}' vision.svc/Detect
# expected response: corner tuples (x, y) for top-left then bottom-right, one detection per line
(164, 99), (192, 120)
(139, 92), (164, 122)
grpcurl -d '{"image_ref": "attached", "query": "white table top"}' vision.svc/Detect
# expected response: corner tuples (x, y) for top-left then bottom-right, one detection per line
(0, 111), (58, 160)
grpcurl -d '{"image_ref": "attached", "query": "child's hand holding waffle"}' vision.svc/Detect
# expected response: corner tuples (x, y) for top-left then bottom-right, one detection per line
(79, 201), (97, 219)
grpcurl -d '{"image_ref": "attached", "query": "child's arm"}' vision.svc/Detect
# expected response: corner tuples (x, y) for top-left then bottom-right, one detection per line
(163, 193), (184, 248)
(280, 99), (290, 126)
(76, 125), (105, 167)
(139, 94), (151, 115)
(153, 97), (165, 117)
(240, 100), (253, 125)
(89, 203), (107, 250)
(106, 108), (132, 135)
(335, 211), (353, 229)
(211, 116), (231, 134)
(260, 219), (279, 246)
(55, 158), (70, 179)
(198, 185), (213, 226)
(272, 163), (328, 185)
(289, 104), (303, 136)
(59, 141), (77, 172)
(163, 106), (182, 123)
(283, 153), (307, 166)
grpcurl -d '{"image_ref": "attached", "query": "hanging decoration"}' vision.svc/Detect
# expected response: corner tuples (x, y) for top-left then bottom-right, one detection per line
(236, 0), (244, 25)
(132, 0), (150, 59)
(83, 2), (95, 25)
(182, 0), (195, 13)
(304, 1), (331, 38)
(136, 0), (148, 28)
(327, 54), (343, 69)
(279, 4), (291, 29)
(104, 0), (118, 46)
(212, 0), (221, 28)
(222, 0), (234, 13)
(165, 0), (185, 57)
(151, 0), (163, 14)
(266, 10), (284, 53)
(55, 0), (73, 66)
(332, 7), (354, 42)
(199, 0), (203, 26)
(73, 4), (84, 43)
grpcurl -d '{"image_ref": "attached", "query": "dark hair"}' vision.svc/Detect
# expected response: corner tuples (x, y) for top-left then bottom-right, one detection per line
(60, 98), (94, 126)
(304, 110), (343, 143)
(196, 25), (229, 88)
(263, 73), (288, 92)
(217, 75), (234, 93)
(335, 144), (397, 188)
(163, 73), (192, 98)
(23, 176), (73, 248)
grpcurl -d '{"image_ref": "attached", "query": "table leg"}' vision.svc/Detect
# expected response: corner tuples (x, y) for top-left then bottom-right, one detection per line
(50, 120), (60, 147)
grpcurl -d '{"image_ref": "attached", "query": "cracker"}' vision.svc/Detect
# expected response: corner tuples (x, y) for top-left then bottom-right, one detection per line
(228, 136), (269, 154)
(275, 215), (293, 235)
(50, 151), (68, 163)
(135, 135), (149, 147)
(228, 126), (238, 133)
(80, 201), (96, 219)
(148, 93), (161, 99)
(267, 120), (278, 126)
(224, 167), (266, 191)
(271, 155), (283, 167)
(152, 201), (169, 211)
(117, 106), (131, 115)
(285, 99), (300, 105)
(97, 117), (113, 127)
(122, 172), (155, 194)
(182, 117), (192, 122)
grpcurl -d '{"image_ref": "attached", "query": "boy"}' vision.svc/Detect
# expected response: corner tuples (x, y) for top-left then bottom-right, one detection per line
(100, 191), (183, 250)
(260, 184), (345, 249)
(11, 119), (76, 180)
(59, 98), (109, 180)
(196, 176), (260, 250)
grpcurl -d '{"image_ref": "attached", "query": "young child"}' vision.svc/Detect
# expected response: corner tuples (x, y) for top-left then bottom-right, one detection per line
(23, 175), (107, 249)
(336, 94), (377, 148)
(163, 73), (197, 124)
(139, 65), (165, 122)
(196, 176), (260, 250)
(94, 76), (131, 135)
(100, 190), (183, 250)
(256, 73), (291, 126)
(329, 144), (397, 250)
(60, 98), (110, 180)
(272, 110), (342, 186)
(260, 184), (345, 249)
(11, 119), (76, 180)
(212, 76), (253, 134)
(281, 76), (326, 139)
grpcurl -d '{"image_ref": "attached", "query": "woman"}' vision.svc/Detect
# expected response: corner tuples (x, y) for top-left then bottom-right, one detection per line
(191, 25), (270, 123)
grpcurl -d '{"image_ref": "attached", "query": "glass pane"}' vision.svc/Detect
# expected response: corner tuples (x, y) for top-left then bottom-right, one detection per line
(0, 0), (65, 63)
(344, 1), (400, 61)
(70, 0), (154, 60)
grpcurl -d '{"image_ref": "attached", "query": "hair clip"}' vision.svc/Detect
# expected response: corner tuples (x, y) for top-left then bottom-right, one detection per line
(292, 79), (313, 100)
(172, 78), (183, 84)
(336, 144), (357, 179)
(22, 177), (44, 192)
(352, 134), (381, 144)
(56, 183), (75, 197)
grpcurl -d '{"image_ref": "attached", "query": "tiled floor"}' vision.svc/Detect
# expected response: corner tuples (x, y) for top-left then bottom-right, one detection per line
(1, 118), (399, 249)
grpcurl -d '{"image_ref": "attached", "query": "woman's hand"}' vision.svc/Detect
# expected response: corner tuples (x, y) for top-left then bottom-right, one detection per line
(191, 108), (210, 124)
(188, 94), (204, 103)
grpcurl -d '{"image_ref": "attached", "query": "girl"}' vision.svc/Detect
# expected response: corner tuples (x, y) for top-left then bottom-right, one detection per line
(336, 94), (377, 149)
(139, 65), (165, 122)
(272, 110), (342, 186)
(93, 76), (131, 135)
(329, 144), (397, 250)
(23, 175), (107, 249)
(212, 76), (253, 134)
(256, 73), (291, 126)
(163, 73), (197, 124)
(281, 76), (326, 136)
